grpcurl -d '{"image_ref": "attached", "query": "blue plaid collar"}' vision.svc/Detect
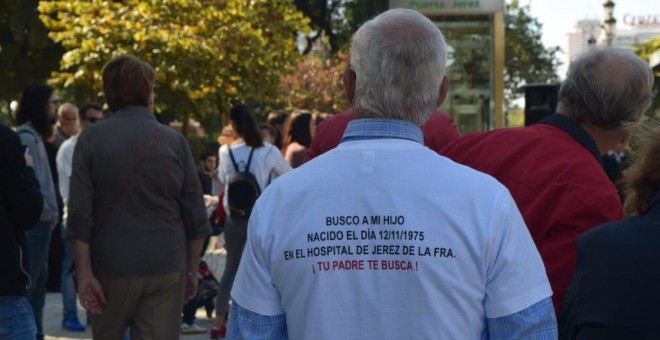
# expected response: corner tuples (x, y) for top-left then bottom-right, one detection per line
(340, 118), (423, 144)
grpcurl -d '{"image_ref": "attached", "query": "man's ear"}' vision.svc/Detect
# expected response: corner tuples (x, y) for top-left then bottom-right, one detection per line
(343, 67), (356, 105)
(437, 76), (449, 107)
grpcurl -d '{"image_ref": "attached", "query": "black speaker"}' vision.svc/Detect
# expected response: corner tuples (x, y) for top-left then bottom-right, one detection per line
(524, 83), (560, 126)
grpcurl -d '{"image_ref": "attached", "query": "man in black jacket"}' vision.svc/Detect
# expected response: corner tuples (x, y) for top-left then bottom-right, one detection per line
(0, 124), (44, 339)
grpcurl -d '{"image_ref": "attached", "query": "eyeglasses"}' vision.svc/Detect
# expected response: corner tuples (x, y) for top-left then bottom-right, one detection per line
(87, 117), (102, 124)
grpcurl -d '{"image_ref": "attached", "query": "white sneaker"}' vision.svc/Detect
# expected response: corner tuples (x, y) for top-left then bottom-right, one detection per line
(180, 322), (207, 335)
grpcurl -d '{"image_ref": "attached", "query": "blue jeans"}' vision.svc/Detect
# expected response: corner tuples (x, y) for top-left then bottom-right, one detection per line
(60, 221), (78, 320)
(0, 296), (37, 340)
(24, 221), (52, 340)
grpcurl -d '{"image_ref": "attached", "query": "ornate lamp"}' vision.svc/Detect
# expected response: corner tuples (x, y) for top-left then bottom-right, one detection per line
(602, 1), (616, 47)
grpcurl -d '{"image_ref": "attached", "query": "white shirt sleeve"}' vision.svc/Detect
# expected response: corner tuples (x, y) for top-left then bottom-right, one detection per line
(56, 139), (74, 204)
(484, 190), (553, 318)
(217, 145), (227, 185)
(267, 145), (292, 178)
(230, 203), (285, 315)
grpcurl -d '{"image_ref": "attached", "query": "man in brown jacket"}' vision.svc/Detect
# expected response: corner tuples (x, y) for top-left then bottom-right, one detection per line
(67, 55), (210, 340)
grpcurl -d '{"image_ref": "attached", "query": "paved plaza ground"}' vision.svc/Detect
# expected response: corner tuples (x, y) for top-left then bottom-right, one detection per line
(43, 237), (226, 340)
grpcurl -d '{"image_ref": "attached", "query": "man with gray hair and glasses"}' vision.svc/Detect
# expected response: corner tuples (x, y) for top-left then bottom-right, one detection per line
(442, 47), (654, 313)
(226, 8), (556, 339)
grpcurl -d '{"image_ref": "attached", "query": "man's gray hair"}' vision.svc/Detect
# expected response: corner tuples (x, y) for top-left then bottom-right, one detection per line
(350, 9), (447, 126)
(558, 47), (654, 131)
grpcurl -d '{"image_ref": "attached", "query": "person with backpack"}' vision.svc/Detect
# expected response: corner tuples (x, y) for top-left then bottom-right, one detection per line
(211, 104), (291, 338)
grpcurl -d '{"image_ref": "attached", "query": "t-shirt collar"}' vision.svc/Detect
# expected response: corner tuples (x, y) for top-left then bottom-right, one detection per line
(340, 118), (423, 144)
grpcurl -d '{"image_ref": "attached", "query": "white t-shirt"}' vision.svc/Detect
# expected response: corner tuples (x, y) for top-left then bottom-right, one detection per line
(231, 138), (552, 339)
(218, 141), (291, 214)
(56, 135), (77, 212)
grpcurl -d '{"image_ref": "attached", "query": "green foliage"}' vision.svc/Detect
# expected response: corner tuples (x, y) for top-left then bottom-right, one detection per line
(293, 0), (347, 54)
(344, 0), (388, 32)
(506, 106), (524, 127)
(0, 0), (64, 106)
(38, 0), (310, 128)
(504, 0), (561, 107)
(636, 37), (660, 60)
(635, 37), (660, 119)
(296, 0), (560, 112)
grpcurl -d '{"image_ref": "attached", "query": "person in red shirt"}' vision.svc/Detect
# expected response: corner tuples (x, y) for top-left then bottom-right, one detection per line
(303, 108), (461, 162)
(441, 47), (654, 312)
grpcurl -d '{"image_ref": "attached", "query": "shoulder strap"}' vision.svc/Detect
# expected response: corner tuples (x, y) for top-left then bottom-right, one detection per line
(264, 145), (275, 185)
(228, 146), (255, 173)
(227, 147), (240, 172)
(538, 114), (603, 167)
(245, 148), (255, 173)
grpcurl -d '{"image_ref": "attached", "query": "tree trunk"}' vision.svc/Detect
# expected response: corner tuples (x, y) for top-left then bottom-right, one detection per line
(182, 113), (189, 139)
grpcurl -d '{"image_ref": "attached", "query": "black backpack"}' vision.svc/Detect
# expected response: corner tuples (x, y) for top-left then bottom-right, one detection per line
(226, 147), (261, 219)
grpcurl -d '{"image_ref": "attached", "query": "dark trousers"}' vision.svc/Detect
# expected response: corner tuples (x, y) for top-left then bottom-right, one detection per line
(214, 217), (247, 318)
(181, 292), (205, 325)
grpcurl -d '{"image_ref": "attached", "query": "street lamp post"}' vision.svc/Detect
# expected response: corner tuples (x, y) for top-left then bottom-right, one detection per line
(603, 1), (616, 47)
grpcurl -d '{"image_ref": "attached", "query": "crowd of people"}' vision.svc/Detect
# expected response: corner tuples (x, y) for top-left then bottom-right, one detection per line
(0, 7), (657, 340)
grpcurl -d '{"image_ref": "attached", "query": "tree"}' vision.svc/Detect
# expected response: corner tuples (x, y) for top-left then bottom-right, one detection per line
(293, 0), (345, 54)
(0, 0), (64, 123)
(278, 51), (348, 113)
(635, 37), (660, 119)
(504, 0), (561, 106)
(38, 0), (309, 133)
(344, 0), (388, 33)
(297, 0), (560, 111)
(293, 0), (388, 55)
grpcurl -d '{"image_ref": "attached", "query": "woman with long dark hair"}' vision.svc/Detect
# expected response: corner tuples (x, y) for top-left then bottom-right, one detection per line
(281, 112), (315, 168)
(15, 83), (60, 340)
(211, 104), (291, 338)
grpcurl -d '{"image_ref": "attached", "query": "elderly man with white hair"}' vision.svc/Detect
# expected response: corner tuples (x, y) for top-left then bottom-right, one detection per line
(226, 8), (556, 339)
(54, 103), (80, 148)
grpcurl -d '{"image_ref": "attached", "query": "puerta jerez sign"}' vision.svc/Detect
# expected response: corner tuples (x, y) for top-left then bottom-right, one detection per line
(389, 0), (505, 15)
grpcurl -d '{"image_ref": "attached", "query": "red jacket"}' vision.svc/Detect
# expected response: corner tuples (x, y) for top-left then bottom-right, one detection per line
(441, 116), (623, 311)
(304, 109), (462, 162)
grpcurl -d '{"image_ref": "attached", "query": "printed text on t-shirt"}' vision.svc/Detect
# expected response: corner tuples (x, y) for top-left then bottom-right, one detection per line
(283, 214), (456, 274)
